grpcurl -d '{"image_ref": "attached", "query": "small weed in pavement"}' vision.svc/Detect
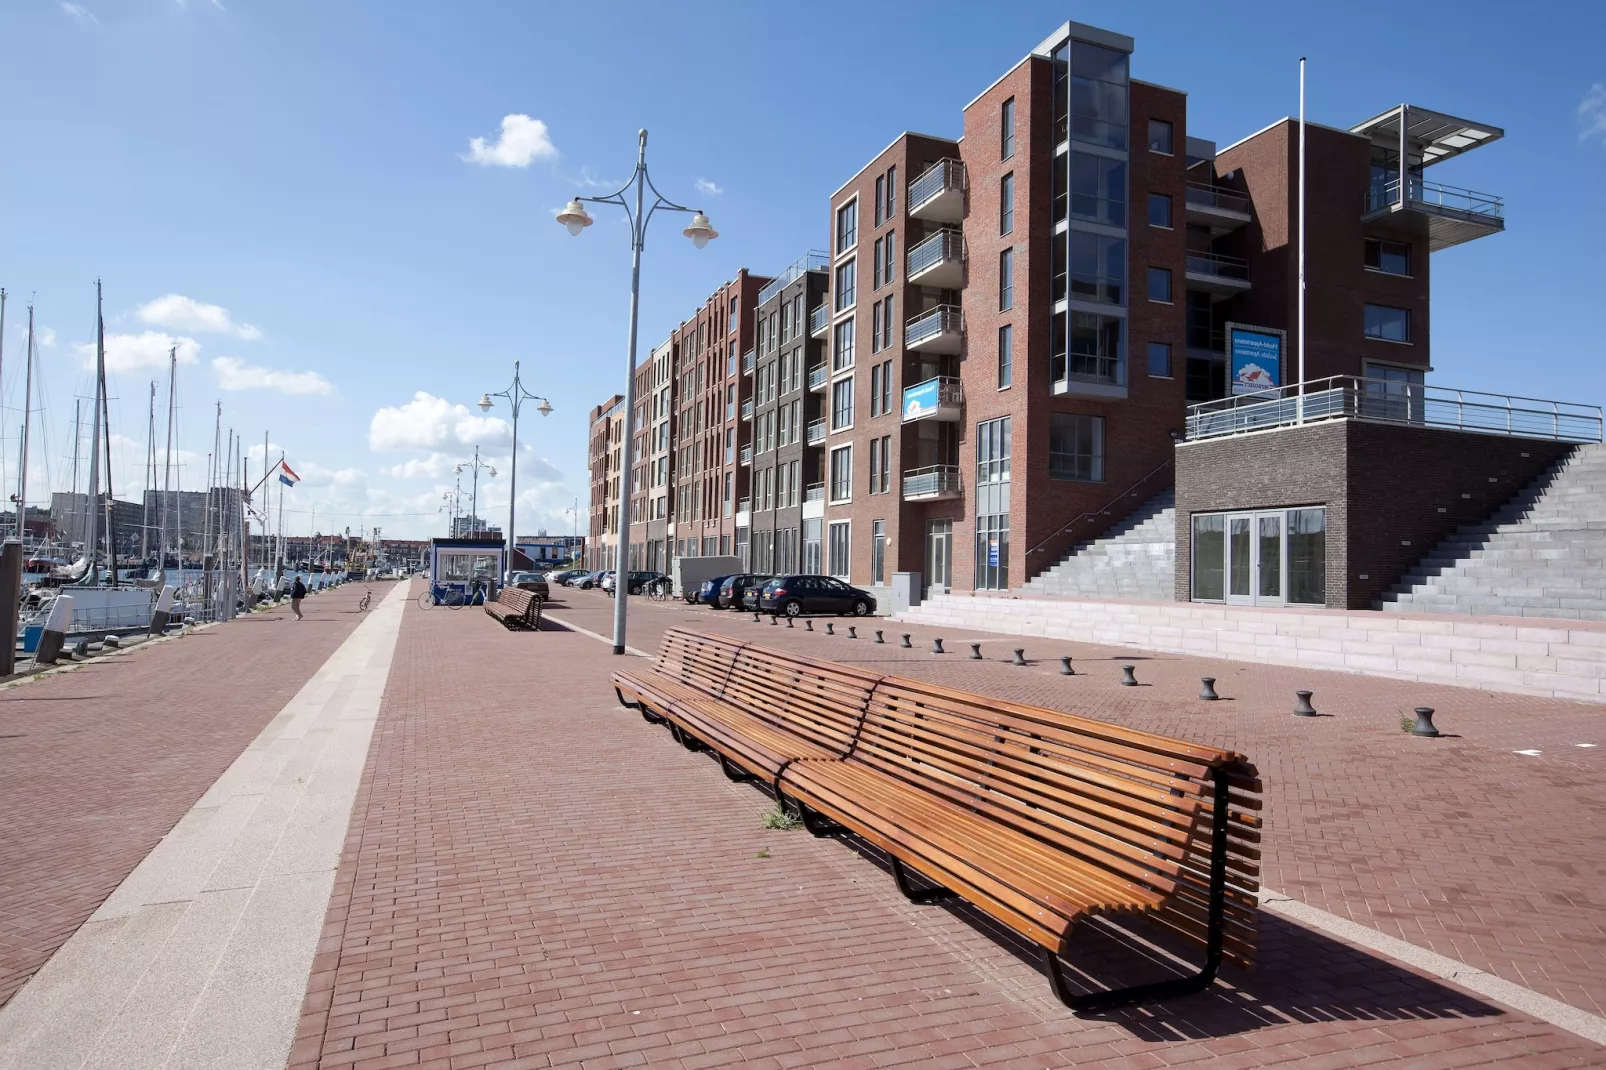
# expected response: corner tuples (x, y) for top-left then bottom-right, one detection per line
(1400, 715), (1414, 733)
(756, 848), (772, 859)
(762, 808), (801, 831)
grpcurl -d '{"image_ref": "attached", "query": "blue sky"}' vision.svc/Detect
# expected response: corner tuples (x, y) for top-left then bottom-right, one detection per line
(1, 0), (1602, 541)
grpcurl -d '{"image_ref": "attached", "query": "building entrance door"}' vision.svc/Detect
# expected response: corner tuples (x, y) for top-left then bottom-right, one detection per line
(1225, 511), (1285, 607)
(924, 519), (953, 596)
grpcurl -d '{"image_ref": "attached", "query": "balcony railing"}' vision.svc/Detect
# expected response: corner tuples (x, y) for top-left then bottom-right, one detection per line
(1186, 376), (1604, 443)
(739, 444), (753, 466)
(737, 497), (751, 514)
(1054, 352), (1125, 389)
(809, 304), (830, 338)
(807, 362), (829, 391)
(1184, 251), (1250, 282)
(904, 304), (962, 352)
(805, 417), (826, 446)
(901, 376), (963, 422)
(740, 398), (754, 421)
(1365, 177), (1503, 220)
(907, 159), (965, 223)
(741, 349), (755, 374)
(902, 465), (962, 501)
(804, 482), (825, 502)
(1184, 182), (1251, 216)
(906, 228), (964, 286)
(757, 250), (829, 306)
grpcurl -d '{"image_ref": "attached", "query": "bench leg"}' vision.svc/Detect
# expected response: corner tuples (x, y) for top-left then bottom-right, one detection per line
(671, 724), (709, 753)
(613, 687), (640, 710)
(1051, 770), (1231, 1013)
(640, 705), (666, 725)
(889, 859), (956, 904)
(718, 755), (758, 783)
(797, 803), (843, 838)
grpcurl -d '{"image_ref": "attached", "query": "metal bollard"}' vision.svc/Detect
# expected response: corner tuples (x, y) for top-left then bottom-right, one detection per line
(786, 617), (794, 628)
(1012, 648), (1026, 666)
(752, 612), (760, 623)
(805, 620), (814, 632)
(826, 622), (835, 635)
(932, 638), (945, 654)
(1293, 690), (1317, 717)
(874, 629), (884, 643)
(969, 642), (983, 660)
(1411, 707), (1441, 737)
(901, 633), (912, 648)
(847, 626), (857, 639)
(769, 615), (778, 625)
(1060, 656), (1075, 676)
(103, 634), (121, 649)
(1199, 677), (1219, 701)
(1120, 665), (1138, 686)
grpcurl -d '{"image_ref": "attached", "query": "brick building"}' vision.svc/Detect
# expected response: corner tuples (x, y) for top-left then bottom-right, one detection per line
(585, 394), (623, 570)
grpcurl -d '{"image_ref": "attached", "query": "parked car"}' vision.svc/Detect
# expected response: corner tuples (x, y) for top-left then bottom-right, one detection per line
(692, 575), (733, 607)
(575, 570), (610, 590)
(602, 570), (664, 596)
(758, 575), (877, 618)
(507, 571), (550, 600)
(717, 573), (773, 610)
(549, 568), (589, 587)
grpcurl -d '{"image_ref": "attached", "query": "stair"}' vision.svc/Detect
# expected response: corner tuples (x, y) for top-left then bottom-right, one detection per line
(1021, 490), (1175, 601)
(1380, 443), (1606, 620)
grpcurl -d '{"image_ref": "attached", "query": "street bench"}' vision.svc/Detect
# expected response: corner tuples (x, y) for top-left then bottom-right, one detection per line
(613, 630), (1261, 1012)
(486, 587), (543, 631)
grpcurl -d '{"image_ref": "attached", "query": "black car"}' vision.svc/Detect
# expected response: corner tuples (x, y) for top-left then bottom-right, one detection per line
(717, 573), (772, 610)
(690, 575), (733, 606)
(759, 575), (877, 618)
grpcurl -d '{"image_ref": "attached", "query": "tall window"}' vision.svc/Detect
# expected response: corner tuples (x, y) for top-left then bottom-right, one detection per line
(1069, 312), (1124, 384)
(999, 248), (1014, 311)
(874, 174), (886, 227)
(835, 259), (856, 311)
(870, 301), (882, 354)
(1147, 192), (1173, 228)
(1365, 239), (1411, 276)
(878, 360), (892, 416)
(870, 364), (883, 417)
(868, 437), (881, 494)
(1147, 118), (1173, 155)
(828, 521), (851, 579)
(835, 199), (857, 254)
(1069, 40), (1129, 150)
(872, 237), (884, 289)
(885, 166), (896, 218)
(1070, 153), (1126, 227)
(1147, 341), (1172, 378)
(831, 378), (854, 429)
(1147, 266), (1173, 303)
(832, 319), (855, 371)
(871, 520), (887, 584)
(884, 232), (896, 284)
(802, 518), (822, 574)
(1363, 304), (1411, 342)
(1048, 413), (1104, 481)
(1000, 173), (1015, 234)
(881, 296), (894, 349)
(975, 416), (1011, 591)
(878, 434), (891, 492)
(829, 446), (852, 503)
(998, 324), (1013, 388)
(1001, 97), (1016, 159)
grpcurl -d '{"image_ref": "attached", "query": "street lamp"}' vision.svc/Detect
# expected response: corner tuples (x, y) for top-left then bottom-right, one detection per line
(479, 361), (553, 581)
(455, 447), (496, 539)
(557, 128), (717, 655)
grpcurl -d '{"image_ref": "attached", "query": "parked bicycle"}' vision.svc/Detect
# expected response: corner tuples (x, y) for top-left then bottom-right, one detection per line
(357, 589), (373, 612)
(646, 576), (673, 601)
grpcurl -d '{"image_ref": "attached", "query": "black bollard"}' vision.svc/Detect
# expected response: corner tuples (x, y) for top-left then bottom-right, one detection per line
(826, 622), (835, 635)
(874, 630), (884, 643)
(786, 617), (794, 628)
(1012, 648), (1026, 666)
(932, 638), (945, 654)
(1060, 656), (1075, 676)
(969, 642), (983, 660)
(769, 615), (778, 625)
(1120, 665), (1138, 686)
(901, 633), (912, 648)
(72, 638), (90, 659)
(1411, 707), (1441, 737)
(1293, 690), (1317, 717)
(805, 620), (814, 632)
(848, 626), (857, 639)
(1199, 677), (1219, 701)
(752, 612), (760, 623)
(103, 634), (121, 649)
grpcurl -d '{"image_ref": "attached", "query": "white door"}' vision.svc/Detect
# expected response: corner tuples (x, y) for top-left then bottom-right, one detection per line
(924, 520), (953, 595)
(1225, 511), (1285, 607)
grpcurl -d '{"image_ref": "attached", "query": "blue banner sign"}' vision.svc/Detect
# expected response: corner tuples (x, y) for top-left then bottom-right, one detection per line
(1229, 326), (1283, 395)
(902, 379), (940, 419)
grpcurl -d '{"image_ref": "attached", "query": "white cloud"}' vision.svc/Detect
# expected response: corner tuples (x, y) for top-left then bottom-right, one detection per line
(1581, 84), (1606, 145)
(380, 453), (459, 480)
(59, 2), (97, 24)
(369, 392), (509, 451)
(75, 331), (201, 372)
(462, 114), (558, 168)
(694, 178), (723, 196)
(38, 326), (56, 348)
(213, 356), (332, 396)
(137, 293), (262, 339)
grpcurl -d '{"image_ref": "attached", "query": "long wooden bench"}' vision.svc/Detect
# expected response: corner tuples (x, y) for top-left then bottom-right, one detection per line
(614, 630), (1260, 1012)
(610, 629), (881, 793)
(486, 587), (543, 631)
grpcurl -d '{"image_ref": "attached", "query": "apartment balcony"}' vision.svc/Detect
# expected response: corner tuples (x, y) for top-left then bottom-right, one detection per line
(739, 444), (753, 466)
(807, 362), (829, 392)
(809, 304), (830, 338)
(802, 481), (825, 520)
(741, 398), (754, 421)
(742, 349), (755, 374)
(805, 417), (827, 446)
(1362, 177), (1505, 252)
(904, 304), (962, 355)
(901, 376), (963, 423)
(906, 228), (964, 290)
(1184, 182), (1252, 233)
(804, 482), (825, 502)
(902, 465), (962, 502)
(1184, 251), (1252, 296)
(1052, 353), (1127, 400)
(907, 159), (965, 224)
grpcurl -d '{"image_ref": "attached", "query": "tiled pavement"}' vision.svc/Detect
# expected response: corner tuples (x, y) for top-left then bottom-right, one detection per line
(0, 582), (374, 1010)
(285, 588), (1606, 1068)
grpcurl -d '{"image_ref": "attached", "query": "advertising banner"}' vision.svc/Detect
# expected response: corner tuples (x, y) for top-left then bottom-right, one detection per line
(902, 379), (940, 419)
(1227, 324), (1285, 395)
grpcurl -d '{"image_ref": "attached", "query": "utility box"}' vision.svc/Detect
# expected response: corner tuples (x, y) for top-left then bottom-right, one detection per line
(890, 572), (923, 615)
(672, 556), (742, 598)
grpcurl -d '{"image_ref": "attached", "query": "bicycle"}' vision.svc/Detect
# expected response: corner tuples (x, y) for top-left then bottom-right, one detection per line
(357, 589), (373, 612)
(646, 577), (672, 601)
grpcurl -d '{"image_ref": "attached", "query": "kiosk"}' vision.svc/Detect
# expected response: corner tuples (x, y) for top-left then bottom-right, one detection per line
(428, 537), (506, 605)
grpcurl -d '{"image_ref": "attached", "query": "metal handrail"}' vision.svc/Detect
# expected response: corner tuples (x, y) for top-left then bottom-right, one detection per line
(902, 464), (962, 498)
(907, 159), (965, 214)
(907, 228), (963, 278)
(757, 250), (829, 305)
(804, 482), (825, 502)
(806, 418), (826, 445)
(740, 398), (754, 420)
(1186, 375), (1604, 443)
(1365, 176), (1503, 218)
(737, 497), (751, 514)
(807, 363), (829, 390)
(741, 349), (755, 373)
(1024, 456), (1176, 558)
(1184, 251), (1250, 280)
(1184, 182), (1250, 215)
(739, 444), (753, 465)
(809, 304), (830, 337)
(905, 304), (962, 347)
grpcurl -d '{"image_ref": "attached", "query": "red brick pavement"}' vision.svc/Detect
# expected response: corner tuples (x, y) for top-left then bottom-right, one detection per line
(289, 589), (1605, 1068)
(0, 582), (378, 1008)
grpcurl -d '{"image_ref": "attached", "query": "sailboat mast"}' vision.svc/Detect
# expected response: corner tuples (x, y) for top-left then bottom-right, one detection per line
(70, 399), (81, 533)
(17, 302), (37, 546)
(142, 381), (155, 560)
(162, 346), (177, 569)
(85, 282), (104, 585)
(101, 334), (118, 587)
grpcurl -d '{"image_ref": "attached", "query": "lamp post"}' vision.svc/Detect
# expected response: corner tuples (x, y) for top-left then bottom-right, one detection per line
(455, 447), (496, 538)
(555, 129), (717, 655)
(478, 361), (552, 582)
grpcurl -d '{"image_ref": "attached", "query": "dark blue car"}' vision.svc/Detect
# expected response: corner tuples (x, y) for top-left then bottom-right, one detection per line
(693, 575), (733, 607)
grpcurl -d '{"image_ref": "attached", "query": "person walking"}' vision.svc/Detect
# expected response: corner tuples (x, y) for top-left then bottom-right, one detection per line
(291, 575), (307, 620)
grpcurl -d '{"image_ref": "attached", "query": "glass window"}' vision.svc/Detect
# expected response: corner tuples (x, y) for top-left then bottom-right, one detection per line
(831, 378), (853, 429)
(1000, 173), (1015, 234)
(834, 259), (856, 311)
(998, 324), (1013, 388)
(1191, 514), (1225, 601)
(1001, 97), (1016, 159)
(1364, 239), (1411, 276)
(1069, 231), (1124, 305)
(1147, 266), (1173, 302)
(1148, 192), (1172, 228)
(868, 436), (880, 493)
(874, 174), (886, 227)
(829, 445), (852, 501)
(999, 248), (1014, 311)
(870, 301), (882, 354)
(1068, 312), (1124, 385)
(884, 231), (896, 283)
(879, 434), (891, 492)
(1147, 341), (1172, 378)
(869, 363), (882, 417)
(1148, 118), (1173, 155)
(886, 166), (896, 219)
(1070, 153), (1126, 227)
(872, 237), (883, 289)
(1363, 304), (1411, 342)
(832, 319), (855, 371)
(835, 199), (857, 254)
(828, 521), (851, 578)
(974, 416), (1012, 592)
(1048, 413), (1104, 481)
(1287, 508), (1326, 605)
(871, 520), (886, 584)
(802, 518), (822, 574)
(1069, 40), (1129, 150)
(882, 296), (894, 349)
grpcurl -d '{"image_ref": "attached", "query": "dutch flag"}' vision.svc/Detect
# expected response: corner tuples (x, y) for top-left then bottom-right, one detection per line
(279, 462), (301, 488)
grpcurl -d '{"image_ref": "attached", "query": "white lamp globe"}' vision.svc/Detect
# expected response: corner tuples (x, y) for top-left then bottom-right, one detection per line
(683, 213), (718, 249)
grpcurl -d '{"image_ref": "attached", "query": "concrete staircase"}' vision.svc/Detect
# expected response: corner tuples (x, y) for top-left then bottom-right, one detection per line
(1381, 443), (1606, 621)
(1022, 490), (1175, 601)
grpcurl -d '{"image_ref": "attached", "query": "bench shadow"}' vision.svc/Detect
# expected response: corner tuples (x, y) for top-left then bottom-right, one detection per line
(533, 618), (573, 633)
